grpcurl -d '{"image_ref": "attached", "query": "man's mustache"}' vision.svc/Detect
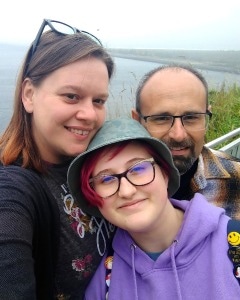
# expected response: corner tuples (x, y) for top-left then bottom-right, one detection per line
(166, 139), (194, 149)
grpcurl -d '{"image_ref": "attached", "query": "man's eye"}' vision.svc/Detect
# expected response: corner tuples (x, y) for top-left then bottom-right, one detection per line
(185, 115), (200, 121)
(151, 116), (172, 122)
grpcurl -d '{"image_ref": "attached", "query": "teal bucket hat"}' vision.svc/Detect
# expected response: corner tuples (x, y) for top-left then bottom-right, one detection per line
(67, 117), (180, 218)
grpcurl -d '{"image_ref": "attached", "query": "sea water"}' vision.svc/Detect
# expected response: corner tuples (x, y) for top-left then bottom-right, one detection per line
(1, 44), (240, 132)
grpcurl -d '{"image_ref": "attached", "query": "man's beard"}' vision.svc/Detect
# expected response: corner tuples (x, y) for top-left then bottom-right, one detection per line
(163, 138), (198, 175)
(173, 155), (197, 175)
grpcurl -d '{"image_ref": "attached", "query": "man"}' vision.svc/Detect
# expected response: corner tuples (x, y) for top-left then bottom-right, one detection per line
(132, 64), (240, 219)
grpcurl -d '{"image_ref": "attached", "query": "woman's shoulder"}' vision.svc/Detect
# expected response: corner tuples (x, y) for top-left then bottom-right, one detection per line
(0, 164), (41, 189)
(0, 164), (55, 208)
(0, 163), (59, 222)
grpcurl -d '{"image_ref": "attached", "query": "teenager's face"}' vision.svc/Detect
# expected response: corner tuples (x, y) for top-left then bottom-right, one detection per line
(22, 57), (109, 163)
(92, 142), (170, 235)
(132, 69), (208, 174)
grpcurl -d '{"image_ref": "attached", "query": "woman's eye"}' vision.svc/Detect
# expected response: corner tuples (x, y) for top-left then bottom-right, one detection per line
(93, 98), (106, 106)
(65, 94), (78, 101)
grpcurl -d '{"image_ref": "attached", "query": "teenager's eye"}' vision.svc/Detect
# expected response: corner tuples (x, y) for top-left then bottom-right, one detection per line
(128, 161), (152, 177)
(129, 164), (145, 175)
(99, 175), (117, 185)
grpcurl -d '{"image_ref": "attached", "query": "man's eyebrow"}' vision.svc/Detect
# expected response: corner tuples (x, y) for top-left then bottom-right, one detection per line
(151, 110), (206, 115)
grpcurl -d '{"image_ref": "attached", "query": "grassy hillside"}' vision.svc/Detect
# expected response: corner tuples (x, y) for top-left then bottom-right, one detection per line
(206, 84), (240, 144)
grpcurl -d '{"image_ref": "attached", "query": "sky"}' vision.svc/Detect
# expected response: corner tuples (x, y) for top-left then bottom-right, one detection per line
(1, 0), (240, 50)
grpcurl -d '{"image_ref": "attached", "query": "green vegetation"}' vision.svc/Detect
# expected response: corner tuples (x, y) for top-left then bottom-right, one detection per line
(206, 84), (240, 143)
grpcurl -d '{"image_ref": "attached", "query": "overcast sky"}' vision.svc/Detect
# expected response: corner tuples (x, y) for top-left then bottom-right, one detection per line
(1, 0), (240, 50)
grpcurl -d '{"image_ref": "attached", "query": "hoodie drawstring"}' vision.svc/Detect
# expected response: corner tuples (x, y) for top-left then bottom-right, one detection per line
(131, 244), (139, 300)
(171, 239), (183, 300)
(121, 240), (183, 300)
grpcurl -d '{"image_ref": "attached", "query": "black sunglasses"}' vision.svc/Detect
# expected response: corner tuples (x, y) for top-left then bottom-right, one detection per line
(25, 19), (102, 75)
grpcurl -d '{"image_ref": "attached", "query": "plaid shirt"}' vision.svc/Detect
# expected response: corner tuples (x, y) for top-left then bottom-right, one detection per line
(183, 146), (240, 220)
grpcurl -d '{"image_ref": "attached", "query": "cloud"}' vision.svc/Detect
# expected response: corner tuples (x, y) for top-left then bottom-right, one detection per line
(1, 0), (240, 50)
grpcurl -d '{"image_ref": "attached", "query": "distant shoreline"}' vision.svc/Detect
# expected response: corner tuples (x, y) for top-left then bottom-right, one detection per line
(0, 44), (239, 74)
(108, 49), (240, 74)
(111, 54), (240, 74)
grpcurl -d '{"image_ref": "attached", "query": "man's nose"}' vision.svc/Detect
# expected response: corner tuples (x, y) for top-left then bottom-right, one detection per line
(168, 117), (188, 141)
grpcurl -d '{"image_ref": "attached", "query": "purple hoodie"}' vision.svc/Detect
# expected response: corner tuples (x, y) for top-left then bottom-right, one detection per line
(85, 193), (240, 299)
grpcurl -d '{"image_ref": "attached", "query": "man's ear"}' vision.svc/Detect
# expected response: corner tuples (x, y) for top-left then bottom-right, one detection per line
(21, 78), (35, 113)
(131, 109), (141, 121)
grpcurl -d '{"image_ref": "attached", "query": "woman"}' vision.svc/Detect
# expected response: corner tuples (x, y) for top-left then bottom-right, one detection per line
(68, 117), (240, 299)
(0, 19), (115, 299)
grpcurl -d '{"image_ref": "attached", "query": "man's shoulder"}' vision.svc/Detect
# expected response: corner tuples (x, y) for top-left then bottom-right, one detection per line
(202, 146), (240, 164)
(200, 146), (240, 180)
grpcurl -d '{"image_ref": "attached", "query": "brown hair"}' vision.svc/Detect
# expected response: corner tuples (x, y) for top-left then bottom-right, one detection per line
(0, 30), (115, 172)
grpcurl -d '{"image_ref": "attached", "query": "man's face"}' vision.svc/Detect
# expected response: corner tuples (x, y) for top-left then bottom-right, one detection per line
(132, 69), (208, 175)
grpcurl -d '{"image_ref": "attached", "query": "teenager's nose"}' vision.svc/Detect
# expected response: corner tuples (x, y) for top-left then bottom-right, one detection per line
(117, 177), (137, 198)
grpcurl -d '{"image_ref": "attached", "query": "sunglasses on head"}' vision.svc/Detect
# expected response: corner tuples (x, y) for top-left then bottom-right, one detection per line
(24, 19), (102, 76)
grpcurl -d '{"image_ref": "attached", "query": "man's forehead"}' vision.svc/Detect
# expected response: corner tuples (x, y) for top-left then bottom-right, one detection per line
(142, 68), (206, 98)
(140, 78), (207, 113)
(148, 68), (201, 83)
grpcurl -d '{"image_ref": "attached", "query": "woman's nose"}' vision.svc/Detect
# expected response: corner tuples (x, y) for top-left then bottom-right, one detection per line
(75, 101), (98, 122)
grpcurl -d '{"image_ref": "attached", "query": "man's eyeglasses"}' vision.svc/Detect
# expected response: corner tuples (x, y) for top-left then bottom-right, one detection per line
(25, 19), (102, 75)
(89, 158), (156, 198)
(139, 111), (212, 133)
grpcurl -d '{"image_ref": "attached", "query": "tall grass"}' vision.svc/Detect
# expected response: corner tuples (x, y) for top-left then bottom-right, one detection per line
(206, 84), (240, 143)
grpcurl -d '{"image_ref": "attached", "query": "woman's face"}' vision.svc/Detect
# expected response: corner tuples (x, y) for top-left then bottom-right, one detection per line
(92, 142), (170, 235)
(22, 56), (109, 163)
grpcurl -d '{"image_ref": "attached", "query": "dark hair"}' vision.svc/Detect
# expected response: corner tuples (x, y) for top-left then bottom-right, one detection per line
(80, 140), (171, 208)
(0, 30), (115, 172)
(135, 64), (209, 114)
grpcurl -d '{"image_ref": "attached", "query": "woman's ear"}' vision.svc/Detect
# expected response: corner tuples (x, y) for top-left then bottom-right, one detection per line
(22, 78), (35, 113)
